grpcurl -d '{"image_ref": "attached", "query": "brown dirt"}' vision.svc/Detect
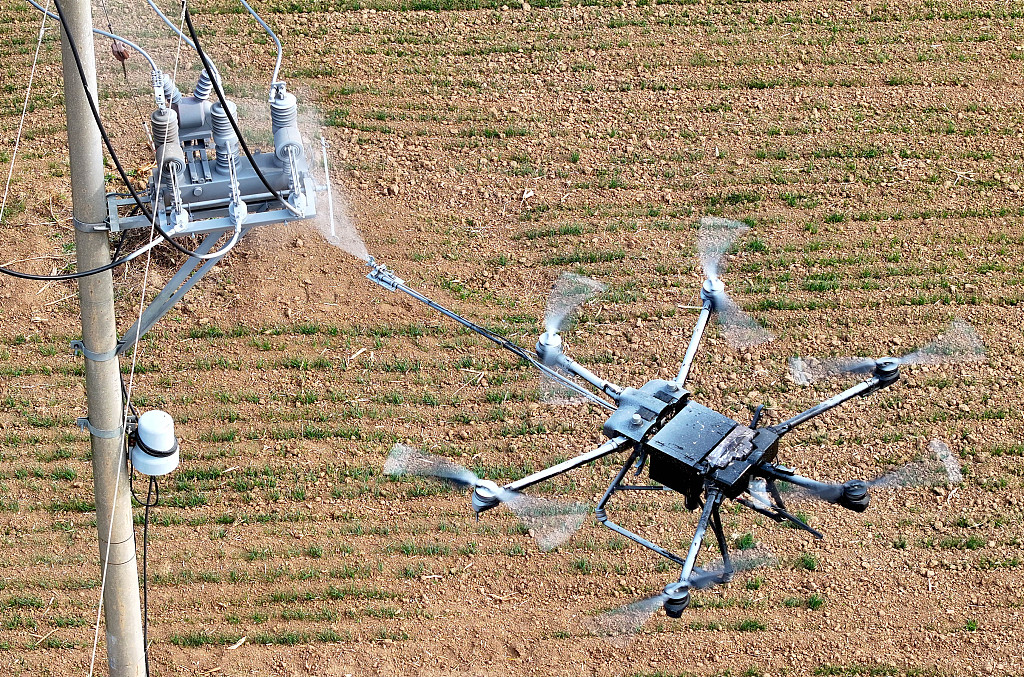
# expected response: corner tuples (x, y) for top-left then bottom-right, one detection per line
(1, 1), (1023, 676)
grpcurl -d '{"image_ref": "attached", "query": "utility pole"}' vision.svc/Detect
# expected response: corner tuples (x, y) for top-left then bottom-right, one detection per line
(59, 0), (146, 674)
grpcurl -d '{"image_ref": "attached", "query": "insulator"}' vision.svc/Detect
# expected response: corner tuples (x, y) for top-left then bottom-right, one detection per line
(151, 107), (185, 178)
(193, 65), (220, 101)
(270, 86), (303, 166)
(210, 101), (239, 173)
(270, 88), (298, 133)
(162, 74), (182, 107)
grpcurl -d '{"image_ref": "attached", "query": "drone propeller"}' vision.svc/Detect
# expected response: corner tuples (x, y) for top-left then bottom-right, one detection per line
(544, 273), (606, 336)
(383, 444), (589, 551)
(589, 546), (775, 640)
(789, 319), (985, 385)
(697, 217), (774, 349)
(779, 438), (963, 509)
(538, 273), (606, 404)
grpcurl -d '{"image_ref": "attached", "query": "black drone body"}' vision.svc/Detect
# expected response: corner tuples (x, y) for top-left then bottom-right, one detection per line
(368, 218), (980, 627)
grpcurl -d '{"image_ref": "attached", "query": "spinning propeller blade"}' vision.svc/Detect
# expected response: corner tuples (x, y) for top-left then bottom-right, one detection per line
(538, 362), (588, 406)
(697, 217), (774, 349)
(589, 591), (669, 641)
(782, 438), (963, 506)
(544, 273), (606, 336)
(384, 444), (588, 551)
(539, 273), (606, 404)
(383, 442), (478, 488)
(590, 546), (775, 640)
(789, 320), (985, 385)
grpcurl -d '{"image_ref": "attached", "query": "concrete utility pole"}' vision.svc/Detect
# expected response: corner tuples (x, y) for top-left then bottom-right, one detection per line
(59, 0), (146, 674)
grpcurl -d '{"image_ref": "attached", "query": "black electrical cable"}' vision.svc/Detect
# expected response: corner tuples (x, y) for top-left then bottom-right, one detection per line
(181, 3), (299, 217)
(127, 456), (158, 677)
(142, 476), (156, 677)
(119, 373), (140, 419)
(1, 247), (146, 281)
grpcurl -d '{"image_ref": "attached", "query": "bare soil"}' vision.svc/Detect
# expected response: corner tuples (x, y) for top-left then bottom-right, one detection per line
(1, 1), (1023, 676)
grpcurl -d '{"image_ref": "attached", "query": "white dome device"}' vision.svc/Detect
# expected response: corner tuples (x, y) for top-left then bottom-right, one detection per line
(130, 410), (180, 477)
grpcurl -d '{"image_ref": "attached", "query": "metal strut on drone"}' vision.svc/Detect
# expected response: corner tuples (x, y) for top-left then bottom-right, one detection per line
(366, 259), (618, 411)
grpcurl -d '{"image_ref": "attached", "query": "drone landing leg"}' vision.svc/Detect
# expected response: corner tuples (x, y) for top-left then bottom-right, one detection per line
(709, 503), (733, 582)
(595, 448), (686, 567)
(735, 497), (825, 539)
(677, 489), (722, 585)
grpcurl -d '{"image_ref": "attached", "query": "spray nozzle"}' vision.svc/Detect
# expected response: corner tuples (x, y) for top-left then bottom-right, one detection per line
(366, 258), (403, 292)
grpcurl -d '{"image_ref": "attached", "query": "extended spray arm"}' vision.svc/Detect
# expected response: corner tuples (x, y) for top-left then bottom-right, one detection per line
(367, 259), (616, 411)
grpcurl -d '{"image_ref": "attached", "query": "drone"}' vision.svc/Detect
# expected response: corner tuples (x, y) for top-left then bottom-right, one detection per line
(367, 217), (982, 633)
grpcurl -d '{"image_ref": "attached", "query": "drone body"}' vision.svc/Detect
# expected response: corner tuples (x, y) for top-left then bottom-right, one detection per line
(370, 218), (980, 630)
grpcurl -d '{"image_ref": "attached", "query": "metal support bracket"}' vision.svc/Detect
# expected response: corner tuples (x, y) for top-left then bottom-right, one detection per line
(70, 340), (119, 362)
(115, 224), (253, 356)
(72, 216), (109, 233)
(77, 417), (124, 440)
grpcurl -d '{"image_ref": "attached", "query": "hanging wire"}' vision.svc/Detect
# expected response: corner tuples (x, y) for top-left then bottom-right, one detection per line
(236, 0), (282, 97)
(141, 477), (157, 675)
(128, 470), (158, 677)
(1, 0), (50, 237)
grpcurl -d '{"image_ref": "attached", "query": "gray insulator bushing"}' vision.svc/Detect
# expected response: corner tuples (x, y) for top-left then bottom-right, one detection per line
(151, 107), (185, 178)
(270, 89), (298, 133)
(270, 89), (303, 165)
(161, 74), (182, 107)
(194, 66), (220, 101)
(273, 126), (303, 166)
(210, 101), (239, 173)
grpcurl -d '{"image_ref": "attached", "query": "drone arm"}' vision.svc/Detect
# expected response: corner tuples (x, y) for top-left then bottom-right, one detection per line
(758, 465), (870, 512)
(367, 261), (615, 411)
(536, 338), (623, 400)
(560, 356), (622, 399)
(502, 436), (630, 494)
(674, 298), (713, 387)
(767, 376), (885, 436)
